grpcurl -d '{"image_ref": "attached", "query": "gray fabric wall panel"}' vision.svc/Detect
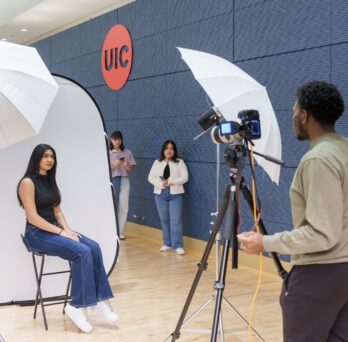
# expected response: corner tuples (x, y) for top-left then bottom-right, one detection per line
(332, 43), (348, 110)
(332, 0), (348, 44)
(165, 72), (212, 119)
(331, 43), (348, 135)
(235, 0), (268, 10)
(240, 166), (295, 225)
(130, 159), (154, 200)
(80, 10), (118, 55)
(118, 0), (167, 39)
(185, 162), (217, 211)
(143, 198), (160, 228)
(50, 58), (82, 84)
(235, 0), (331, 60)
(183, 206), (214, 240)
(80, 51), (105, 87)
(104, 119), (118, 137)
(88, 86), (118, 121)
(277, 110), (309, 167)
(129, 33), (167, 79)
(51, 26), (81, 64)
(166, 0), (234, 30)
(31, 38), (51, 66)
(166, 13), (234, 73)
(118, 76), (166, 120)
(237, 47), (331, 112)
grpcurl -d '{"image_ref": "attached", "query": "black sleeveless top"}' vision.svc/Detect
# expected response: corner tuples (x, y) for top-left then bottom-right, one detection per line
(28, 174), (60, 223)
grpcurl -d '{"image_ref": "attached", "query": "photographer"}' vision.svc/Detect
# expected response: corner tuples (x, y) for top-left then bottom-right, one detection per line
(238, 81), (348, 341)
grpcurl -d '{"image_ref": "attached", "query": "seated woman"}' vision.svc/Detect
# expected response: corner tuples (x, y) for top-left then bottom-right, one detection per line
(18, 144), (118, 333)
(148, 140), (189, 255)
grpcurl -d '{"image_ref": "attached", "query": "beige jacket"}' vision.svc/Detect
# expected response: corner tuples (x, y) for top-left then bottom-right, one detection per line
(263, 133), (348, 265)
(148, 159), (188, 195)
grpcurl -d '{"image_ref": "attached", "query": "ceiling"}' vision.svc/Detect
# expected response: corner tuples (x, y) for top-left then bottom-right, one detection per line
(0, 0), (134, 45)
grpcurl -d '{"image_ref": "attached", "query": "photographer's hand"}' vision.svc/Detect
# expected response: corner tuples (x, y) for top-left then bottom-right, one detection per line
(237, 231), (264, 254)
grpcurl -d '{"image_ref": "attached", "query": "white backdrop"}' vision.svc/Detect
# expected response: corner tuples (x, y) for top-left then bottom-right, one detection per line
(0, 75), (119, 303)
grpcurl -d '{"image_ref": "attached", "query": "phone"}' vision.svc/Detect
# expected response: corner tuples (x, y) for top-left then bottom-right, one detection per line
(119, 157), (125, 161)
(159, 176), (165, 180)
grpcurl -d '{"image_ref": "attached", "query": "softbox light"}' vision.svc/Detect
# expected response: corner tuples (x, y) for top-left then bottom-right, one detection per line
(0, 75), (119, 304)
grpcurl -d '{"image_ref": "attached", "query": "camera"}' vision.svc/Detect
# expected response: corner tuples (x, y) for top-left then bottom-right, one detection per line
(211, 110), (261, 144)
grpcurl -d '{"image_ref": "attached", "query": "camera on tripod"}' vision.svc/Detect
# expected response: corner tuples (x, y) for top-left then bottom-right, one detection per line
(212, 109), (261, 144)
(196, 106), (261, 144)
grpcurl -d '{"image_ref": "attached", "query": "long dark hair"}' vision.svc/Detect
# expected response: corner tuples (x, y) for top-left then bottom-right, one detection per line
(109, 130), (125, 151)
(159, 140), (179, 163)
(17, 144), (61, 207)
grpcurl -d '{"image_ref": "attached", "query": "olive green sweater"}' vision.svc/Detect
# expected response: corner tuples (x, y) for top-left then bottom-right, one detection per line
(263, 133), (348, 265)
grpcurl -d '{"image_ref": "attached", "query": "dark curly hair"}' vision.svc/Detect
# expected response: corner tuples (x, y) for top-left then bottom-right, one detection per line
(296, 81), (344, 126)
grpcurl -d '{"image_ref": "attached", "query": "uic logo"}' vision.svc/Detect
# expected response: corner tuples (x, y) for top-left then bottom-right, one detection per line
(101, 24), (132, 90)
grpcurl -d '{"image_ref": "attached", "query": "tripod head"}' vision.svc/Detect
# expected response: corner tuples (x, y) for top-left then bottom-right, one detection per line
(223, 139), (249, 189)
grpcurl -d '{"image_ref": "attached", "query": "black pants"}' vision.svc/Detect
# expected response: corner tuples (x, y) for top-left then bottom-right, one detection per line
(280, 263), (348, 342)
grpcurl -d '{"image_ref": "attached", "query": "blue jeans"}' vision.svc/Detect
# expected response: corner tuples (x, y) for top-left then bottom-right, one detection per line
(154, 189), (184, 249)
(24, 223), (113, 308)
(112, 176), (130, 236)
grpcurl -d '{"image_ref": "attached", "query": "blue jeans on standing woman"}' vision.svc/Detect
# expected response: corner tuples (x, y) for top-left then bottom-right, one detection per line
(112, 176), (130, 237)
(154, 188), (184, 249)
(24, 222), (113, 308)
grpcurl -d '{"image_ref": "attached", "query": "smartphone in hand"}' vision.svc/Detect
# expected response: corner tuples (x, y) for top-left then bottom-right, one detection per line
(119, 157), (125, 161)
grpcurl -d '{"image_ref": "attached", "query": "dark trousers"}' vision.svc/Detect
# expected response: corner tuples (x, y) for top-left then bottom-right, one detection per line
(280, 263), (348, 342)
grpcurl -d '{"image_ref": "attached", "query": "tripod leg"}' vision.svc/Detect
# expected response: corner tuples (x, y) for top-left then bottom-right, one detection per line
(219, 308), (225, 342)
(169, 186), (231, 341)
(211, 239), (230, 342)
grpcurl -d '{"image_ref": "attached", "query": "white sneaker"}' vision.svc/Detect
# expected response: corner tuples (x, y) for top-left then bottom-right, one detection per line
(65, 303), (93, 333)
(91, 300), (119, 323)
(160, 245), (172, 252)
(119, 235), (126, 240)
(175, 248), (185, 255)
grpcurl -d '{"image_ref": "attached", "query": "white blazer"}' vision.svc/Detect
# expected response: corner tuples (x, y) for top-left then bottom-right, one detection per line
(148, 158), (189, 195)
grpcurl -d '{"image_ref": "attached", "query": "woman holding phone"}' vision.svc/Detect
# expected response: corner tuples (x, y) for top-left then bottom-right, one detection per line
(109, 131), (136, 240)
(148, 140), (189, 255)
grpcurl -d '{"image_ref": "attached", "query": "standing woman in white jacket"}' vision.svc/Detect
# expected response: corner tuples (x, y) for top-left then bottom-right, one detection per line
(148, 140), (189, 255)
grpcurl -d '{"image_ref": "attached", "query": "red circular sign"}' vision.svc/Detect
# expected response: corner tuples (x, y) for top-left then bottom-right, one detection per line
(101, 24), (133, 90)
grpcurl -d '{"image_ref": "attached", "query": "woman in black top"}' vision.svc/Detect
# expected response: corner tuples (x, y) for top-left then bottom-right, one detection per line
(18, 144), (117, 333)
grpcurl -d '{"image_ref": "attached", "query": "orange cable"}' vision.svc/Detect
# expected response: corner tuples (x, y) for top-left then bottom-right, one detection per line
(248, 146), (263, 342)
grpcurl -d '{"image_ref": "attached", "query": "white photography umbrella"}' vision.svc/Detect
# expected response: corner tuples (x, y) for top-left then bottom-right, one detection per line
(0, 41), (59, 149)
(178, 47), (282, 184)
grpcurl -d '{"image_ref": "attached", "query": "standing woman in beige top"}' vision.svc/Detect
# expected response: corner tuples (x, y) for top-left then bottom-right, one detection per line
(148, 140), (188, 255)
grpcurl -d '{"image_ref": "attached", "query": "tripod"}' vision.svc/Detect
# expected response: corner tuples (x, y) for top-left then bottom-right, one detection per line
(167, 143), (287, 342)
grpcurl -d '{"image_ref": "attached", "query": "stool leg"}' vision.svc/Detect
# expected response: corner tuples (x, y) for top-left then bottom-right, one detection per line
(32, 254), (48, 331)
(63, 261), (72, 314)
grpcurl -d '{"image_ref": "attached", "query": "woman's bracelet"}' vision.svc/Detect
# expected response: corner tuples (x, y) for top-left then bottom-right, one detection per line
(58, 228), (63, 235)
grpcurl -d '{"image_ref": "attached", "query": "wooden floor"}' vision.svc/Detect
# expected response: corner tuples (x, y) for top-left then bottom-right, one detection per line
(0, 231), (284, 341)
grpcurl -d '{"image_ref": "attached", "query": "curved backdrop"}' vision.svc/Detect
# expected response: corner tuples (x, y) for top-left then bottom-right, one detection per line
(0, 75), (119, 303)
